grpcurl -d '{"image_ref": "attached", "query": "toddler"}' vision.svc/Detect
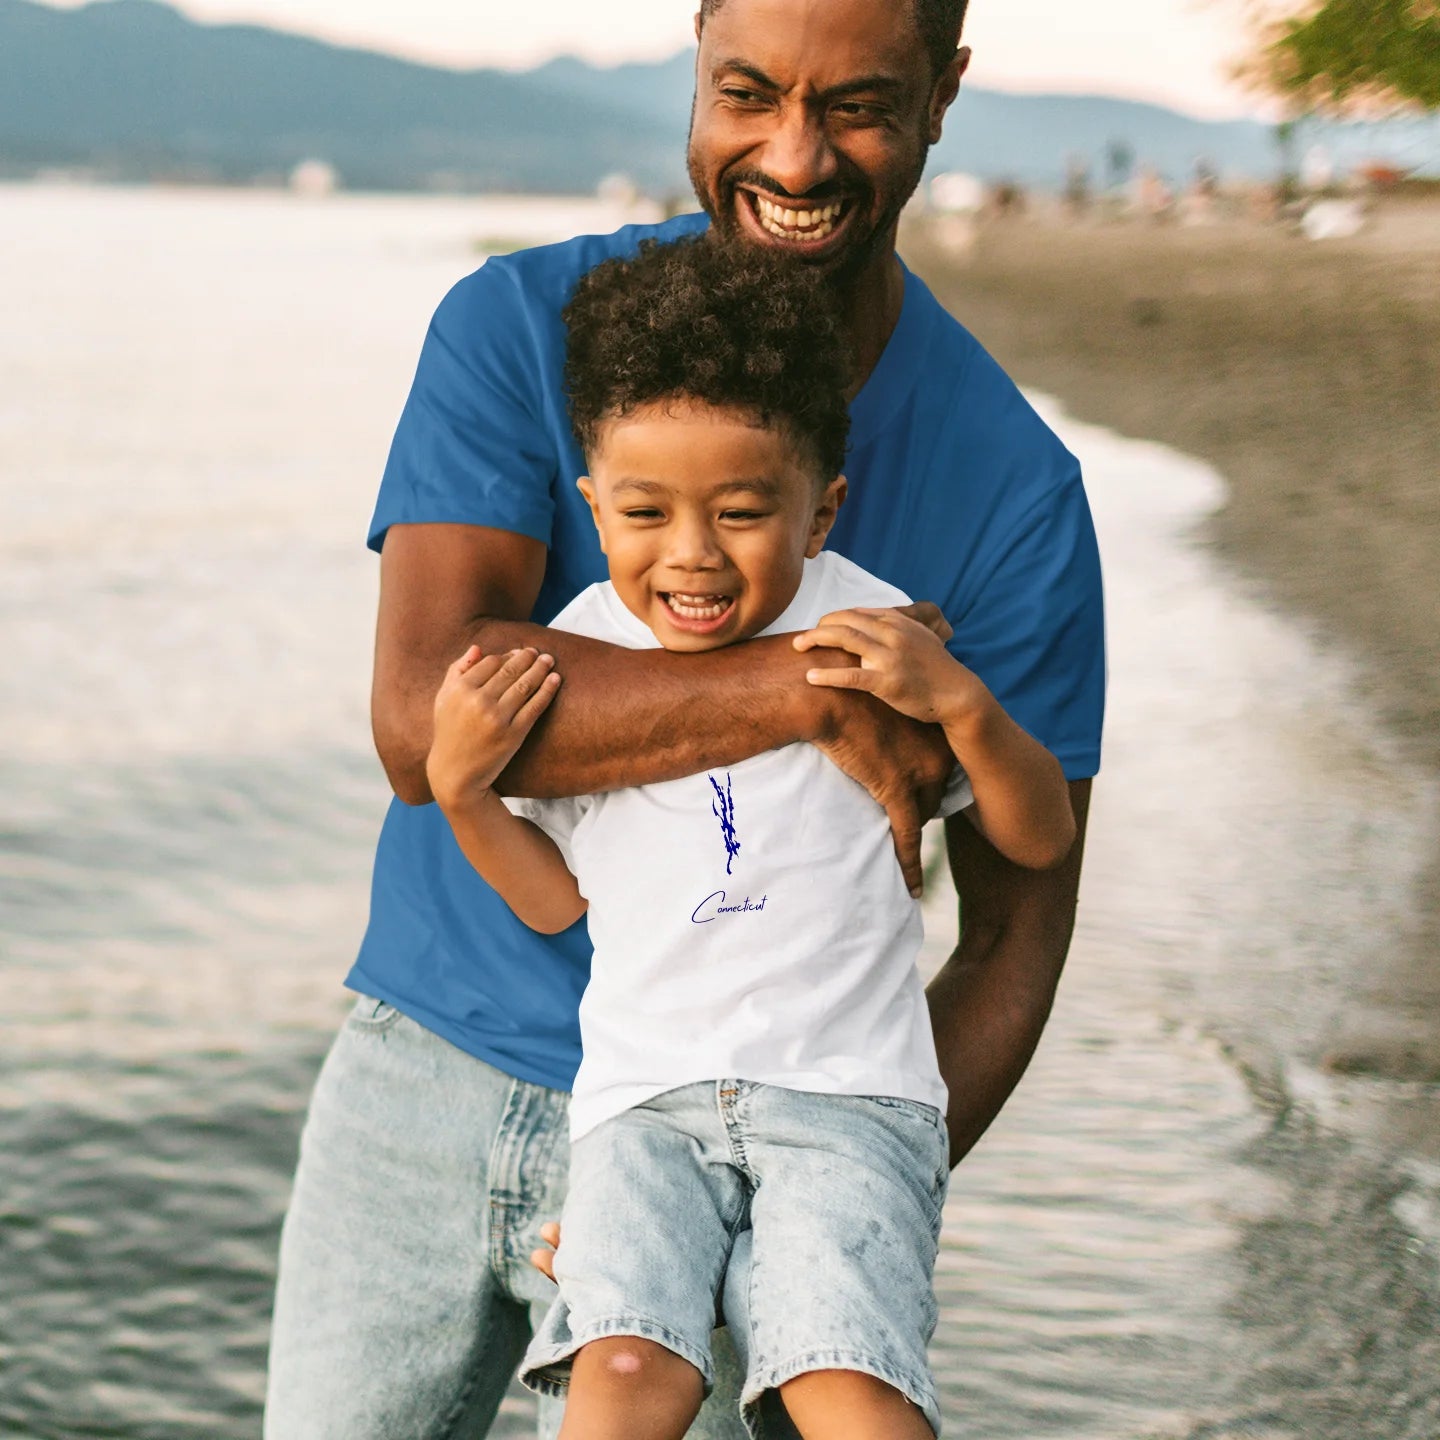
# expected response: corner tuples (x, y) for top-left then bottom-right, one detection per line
(426, 238), (1075, 1439)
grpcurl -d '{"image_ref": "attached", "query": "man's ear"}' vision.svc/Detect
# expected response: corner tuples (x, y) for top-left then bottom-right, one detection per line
(694, 8), (703, 42)
(805, 475), (848, 557)
(927, 46), (970, 144)
(576, 476), (607, 554)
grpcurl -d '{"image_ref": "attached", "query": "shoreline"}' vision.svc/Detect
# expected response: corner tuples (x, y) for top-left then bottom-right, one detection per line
(905, 201), (1440, 1103)
(904, 200), (1440, 769)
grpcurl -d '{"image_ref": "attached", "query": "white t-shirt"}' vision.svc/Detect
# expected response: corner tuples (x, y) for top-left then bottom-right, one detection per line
(508, 551), (972, 1141)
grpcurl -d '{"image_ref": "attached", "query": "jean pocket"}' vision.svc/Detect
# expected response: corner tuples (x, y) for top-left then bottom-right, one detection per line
(863, 1094), (946, 1132)
(860, 1096), (950, 1212)
(345, 992), (406, 1033)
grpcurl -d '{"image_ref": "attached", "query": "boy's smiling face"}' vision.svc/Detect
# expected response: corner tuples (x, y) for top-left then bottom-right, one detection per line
(580, 399), (846, 652)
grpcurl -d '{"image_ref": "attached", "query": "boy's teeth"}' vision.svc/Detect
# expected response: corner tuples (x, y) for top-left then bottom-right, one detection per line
(752, 195), (843, 242)
(667, 593), (732, 619)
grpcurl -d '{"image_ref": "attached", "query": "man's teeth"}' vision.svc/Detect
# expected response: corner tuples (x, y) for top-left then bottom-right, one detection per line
(753, 195), (843, 241)
(666, 593), (732, 620)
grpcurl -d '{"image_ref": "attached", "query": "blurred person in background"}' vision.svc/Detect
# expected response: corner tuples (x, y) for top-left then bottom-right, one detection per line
(263, 1), (1105, 1437)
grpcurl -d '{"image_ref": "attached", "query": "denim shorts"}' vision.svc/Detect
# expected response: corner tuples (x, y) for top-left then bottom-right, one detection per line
(519, 1080), (949, 1437)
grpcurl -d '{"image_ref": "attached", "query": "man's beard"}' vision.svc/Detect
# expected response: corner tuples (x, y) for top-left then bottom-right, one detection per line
(686, 136), (930, 293)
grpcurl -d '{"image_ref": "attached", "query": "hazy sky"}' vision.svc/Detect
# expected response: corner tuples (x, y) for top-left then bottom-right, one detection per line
(56, 0), (1266, 118)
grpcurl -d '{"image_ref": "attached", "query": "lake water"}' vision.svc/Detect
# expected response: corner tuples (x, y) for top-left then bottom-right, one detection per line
(2, 183), (1437, 1440)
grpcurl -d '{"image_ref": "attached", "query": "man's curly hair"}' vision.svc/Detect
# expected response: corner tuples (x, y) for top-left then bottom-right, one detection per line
(563, 238), (850, 480)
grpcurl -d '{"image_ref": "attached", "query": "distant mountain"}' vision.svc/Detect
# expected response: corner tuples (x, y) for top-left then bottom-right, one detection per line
(0, 0), (687, 191)
(0, 0), (1427, 192)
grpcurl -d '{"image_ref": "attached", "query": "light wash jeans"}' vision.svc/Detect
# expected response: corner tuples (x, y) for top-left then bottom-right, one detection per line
(522, 1081), (948, 1437)
(264, 994), (748, 1440)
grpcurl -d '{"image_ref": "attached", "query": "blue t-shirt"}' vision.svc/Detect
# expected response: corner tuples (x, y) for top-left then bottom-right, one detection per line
(351, 213), (1106, 1090)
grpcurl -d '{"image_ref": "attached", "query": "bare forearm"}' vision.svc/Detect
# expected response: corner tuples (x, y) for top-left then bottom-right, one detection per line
(929, 780), (1090, 1165)
(441, 790), (585, 934)
(391, 618), (836, 804)
(944, 700), (1076, 870)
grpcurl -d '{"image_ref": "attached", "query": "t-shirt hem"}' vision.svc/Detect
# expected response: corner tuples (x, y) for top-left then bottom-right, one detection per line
(570, 1071), (948, 1143)
(1054, 748), (1101, 782)
(343, 968), (580, 1093)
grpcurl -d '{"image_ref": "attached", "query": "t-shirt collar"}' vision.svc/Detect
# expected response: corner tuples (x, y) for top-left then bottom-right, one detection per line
(598, 555), (829, 650)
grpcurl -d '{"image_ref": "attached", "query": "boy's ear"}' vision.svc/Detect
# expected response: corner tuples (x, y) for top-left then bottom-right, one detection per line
(805, 475), (847, 558)
(576, 476), (606, 554)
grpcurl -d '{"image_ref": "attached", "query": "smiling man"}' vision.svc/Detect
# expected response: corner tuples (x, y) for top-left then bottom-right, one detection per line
(263, 2), (1104, 1438)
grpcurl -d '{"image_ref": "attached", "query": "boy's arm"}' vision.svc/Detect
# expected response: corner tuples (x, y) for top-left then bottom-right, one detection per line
(794, 607), (1076, 870)
(372, 523), (957, 894)
(443, 796), (586, 935)
(426, 644), (586, 935)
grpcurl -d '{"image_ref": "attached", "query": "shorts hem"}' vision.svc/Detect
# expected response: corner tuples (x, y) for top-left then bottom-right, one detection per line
(520, 1315), (714, 1397)
(743, 1349), (939, 1437)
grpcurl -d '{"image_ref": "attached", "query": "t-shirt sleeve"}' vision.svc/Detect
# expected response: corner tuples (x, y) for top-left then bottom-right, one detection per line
(951, 462), (1106, 782)
(937, 765), (974, 817)
(368, 260), (558, 552)
(502, 794), (589, 875)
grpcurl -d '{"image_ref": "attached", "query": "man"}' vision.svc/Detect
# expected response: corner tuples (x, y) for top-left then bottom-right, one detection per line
(264, 1), (1104, 1436)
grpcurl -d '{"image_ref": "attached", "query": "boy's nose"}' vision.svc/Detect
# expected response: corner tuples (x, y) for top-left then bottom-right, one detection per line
(664, 519), (725, 572)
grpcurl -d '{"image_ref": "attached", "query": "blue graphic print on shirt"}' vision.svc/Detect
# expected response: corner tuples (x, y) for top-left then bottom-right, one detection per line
(709, 772), (740, 875)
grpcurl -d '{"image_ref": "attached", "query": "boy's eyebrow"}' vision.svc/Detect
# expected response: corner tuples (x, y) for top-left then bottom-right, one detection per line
(710, 478), (784, 498)
(610, 479), (668, 495)
(609, 477), (786, 499)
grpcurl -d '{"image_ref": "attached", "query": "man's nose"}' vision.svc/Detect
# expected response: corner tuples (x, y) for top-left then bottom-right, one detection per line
(757, 104), (838, 199)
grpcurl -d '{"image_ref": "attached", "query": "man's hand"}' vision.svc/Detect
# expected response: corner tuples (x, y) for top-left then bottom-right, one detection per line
(425, 646), (562, 813)
(797, 601), (957, 897)
(806, 682), (953, 898)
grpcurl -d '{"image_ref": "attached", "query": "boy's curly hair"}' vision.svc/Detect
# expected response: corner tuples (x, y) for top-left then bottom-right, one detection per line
(563, 237), (851, 479)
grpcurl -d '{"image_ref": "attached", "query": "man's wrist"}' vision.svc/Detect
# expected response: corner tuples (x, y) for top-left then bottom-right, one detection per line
(785, 642), (849, 744)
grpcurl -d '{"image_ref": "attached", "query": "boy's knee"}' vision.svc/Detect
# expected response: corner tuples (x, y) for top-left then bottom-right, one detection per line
(583, 1335), (691, 1382)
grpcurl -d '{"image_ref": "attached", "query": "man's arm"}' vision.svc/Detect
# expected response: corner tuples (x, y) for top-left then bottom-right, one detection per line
(371, 523), (956, 893)
(927, 778), (1092, 1167)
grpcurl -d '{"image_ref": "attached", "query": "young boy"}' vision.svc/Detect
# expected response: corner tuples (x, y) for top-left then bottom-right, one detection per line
(425, 238), (1075, 1440)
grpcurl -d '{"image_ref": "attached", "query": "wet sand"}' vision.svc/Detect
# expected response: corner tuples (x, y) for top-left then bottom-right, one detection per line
(905, 200), (1440, 1096)
(906, 198), (1440, 766)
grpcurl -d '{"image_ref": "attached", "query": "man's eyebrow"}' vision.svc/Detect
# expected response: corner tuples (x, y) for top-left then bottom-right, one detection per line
(610, 479), (667, 496)
(819, 74), (907, 101)
(710, 58), (781, 91)
(710, 60), (907, 101)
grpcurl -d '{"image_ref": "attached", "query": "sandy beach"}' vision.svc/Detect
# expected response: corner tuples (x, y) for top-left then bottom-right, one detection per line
(907, 195), (1440, 1094)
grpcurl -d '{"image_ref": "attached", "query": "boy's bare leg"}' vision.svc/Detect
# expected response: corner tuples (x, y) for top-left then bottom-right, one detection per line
(779, 1369), (935, 1440)
(556, 1336), (706, 1440)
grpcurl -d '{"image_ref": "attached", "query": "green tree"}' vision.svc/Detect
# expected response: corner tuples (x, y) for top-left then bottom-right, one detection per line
(1260, 0), (1440, 109)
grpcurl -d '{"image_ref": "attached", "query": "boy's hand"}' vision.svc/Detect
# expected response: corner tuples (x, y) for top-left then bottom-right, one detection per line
(530, 1220), (561, 1284)
(794, 607), (985, 726)
(426, 646), (561, 811)
(892, 600), (953, 643)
